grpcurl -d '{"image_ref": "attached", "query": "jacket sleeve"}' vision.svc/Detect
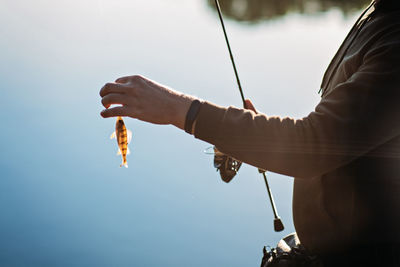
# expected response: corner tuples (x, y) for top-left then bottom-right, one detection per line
(194, 29), (400, 178)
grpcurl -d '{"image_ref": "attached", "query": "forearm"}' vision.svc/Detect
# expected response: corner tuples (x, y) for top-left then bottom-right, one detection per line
(193, 97), (400, 178)
(194, 101), (328, 178)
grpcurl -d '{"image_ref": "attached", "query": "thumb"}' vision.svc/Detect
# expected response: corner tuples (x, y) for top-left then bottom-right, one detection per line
(244, 99), (257, 113)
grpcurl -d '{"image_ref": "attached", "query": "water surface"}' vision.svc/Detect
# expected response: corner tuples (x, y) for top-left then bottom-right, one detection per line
(0, 0), (369, 266)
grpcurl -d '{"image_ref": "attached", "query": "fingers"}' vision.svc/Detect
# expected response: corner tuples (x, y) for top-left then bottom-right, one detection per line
(101, 106), (130, 118)
(99, 75), (146, 119)
(100, 82), (127, 97)
(245, 99), (257, 113)
(115, 75), (145, 84)
(101, 93), (130, 108)
(115, 76), (131, 83)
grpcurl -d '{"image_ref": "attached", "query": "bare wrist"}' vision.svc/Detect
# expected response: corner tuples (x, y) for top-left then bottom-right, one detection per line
(171, 94), (196, 130)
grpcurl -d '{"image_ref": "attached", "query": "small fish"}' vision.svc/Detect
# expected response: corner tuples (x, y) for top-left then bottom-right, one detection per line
(110, 116), (132, 168)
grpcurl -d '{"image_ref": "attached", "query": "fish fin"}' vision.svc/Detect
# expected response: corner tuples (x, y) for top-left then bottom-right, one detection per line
(127, 130), (132, 143)
(117, 148), (121, 155)
(120, 161), (128, 168)
(127, 147), (131, 155)
(110, 132), (116, 139)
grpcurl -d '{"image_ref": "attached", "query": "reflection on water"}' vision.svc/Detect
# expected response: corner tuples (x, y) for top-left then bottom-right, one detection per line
(208, 0), (370, 22)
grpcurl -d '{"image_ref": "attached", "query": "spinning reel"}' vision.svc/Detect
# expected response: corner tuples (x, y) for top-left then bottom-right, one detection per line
(206, 146), (242, 183)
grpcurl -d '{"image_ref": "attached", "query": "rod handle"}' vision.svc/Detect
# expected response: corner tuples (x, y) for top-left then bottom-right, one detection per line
(274, 217), (284, 232)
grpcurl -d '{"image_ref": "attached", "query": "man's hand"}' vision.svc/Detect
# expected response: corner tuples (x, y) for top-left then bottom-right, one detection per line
(100, 75), (195, 130)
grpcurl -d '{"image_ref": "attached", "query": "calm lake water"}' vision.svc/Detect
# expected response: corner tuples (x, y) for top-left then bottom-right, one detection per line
(0, 0), (369, 266)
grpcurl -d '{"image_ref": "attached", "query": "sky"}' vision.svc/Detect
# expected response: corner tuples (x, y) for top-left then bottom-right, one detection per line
(0, 0), (363, 266)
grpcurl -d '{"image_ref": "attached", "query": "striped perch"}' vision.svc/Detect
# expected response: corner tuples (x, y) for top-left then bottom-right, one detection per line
(110, 116), (132, 168)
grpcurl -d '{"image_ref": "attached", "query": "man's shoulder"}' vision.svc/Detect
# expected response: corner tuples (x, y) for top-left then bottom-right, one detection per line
(359, 9), (400, 45)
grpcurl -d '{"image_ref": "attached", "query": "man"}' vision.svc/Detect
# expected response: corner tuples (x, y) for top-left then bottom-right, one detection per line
(100, 0), (400, 265)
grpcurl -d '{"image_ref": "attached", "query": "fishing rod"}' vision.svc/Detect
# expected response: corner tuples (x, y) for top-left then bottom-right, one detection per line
(214, 0), (284, 232)
(214, 0), (246, 107)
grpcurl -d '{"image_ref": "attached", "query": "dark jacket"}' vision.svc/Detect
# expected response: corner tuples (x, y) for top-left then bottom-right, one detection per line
(194, 1), (400, 254)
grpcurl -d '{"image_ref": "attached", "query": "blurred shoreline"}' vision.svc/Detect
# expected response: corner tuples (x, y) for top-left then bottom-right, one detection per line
(208, 0), (370, 23)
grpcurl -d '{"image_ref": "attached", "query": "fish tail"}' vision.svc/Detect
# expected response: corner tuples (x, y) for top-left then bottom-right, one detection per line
(120, 159), (128, 168)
